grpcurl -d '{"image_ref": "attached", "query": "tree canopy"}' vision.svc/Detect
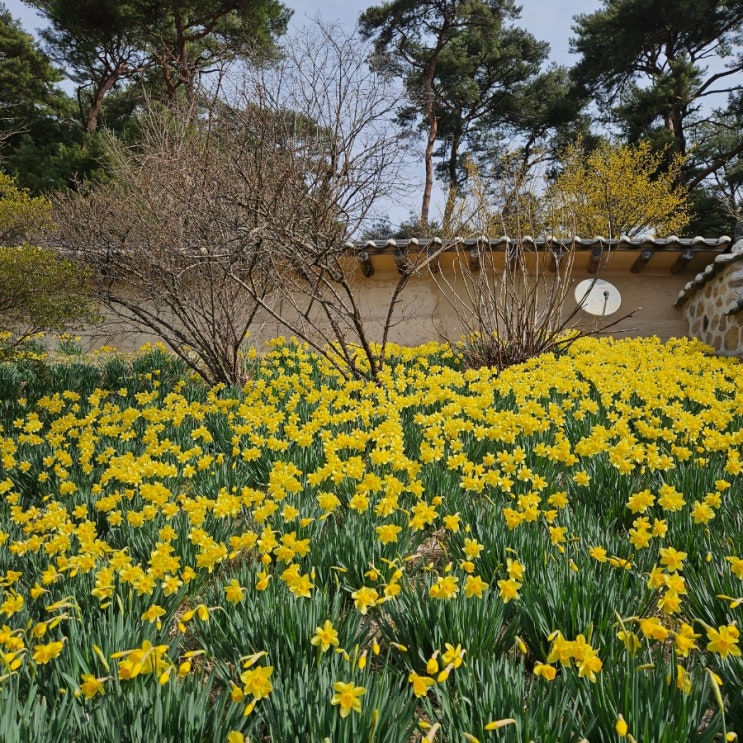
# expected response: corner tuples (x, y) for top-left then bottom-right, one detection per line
(571, 0), (743, 197)
(0, 3), (62, 126)
(361, 1), (513, 226)
(0, 5), (108, 191)
(2, 0), (742, 229)
(29, 0), (147, 134)
(360, 0), (585, 231)
(25, 0), (293, 130)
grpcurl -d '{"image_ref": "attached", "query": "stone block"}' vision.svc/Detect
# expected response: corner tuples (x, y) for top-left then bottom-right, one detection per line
(724, 325), (740, 352)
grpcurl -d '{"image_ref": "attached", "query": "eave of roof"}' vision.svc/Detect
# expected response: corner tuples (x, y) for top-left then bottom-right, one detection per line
(347, 235), (734, 279)
(348, 235), (733, 252)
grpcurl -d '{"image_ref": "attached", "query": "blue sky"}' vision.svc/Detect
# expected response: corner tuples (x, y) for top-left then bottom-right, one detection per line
(302, 0), (603, 66)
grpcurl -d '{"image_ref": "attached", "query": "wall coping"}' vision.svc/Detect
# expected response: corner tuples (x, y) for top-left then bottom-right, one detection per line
(349, 235), (733, 252)
(673, 238), (743, 310)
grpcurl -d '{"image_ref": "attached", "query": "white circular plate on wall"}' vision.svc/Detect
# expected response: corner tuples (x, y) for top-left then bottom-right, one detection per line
(574, 279), (622, 316)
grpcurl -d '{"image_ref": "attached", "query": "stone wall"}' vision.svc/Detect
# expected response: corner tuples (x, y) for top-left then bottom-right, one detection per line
(676, 239), (743, 356)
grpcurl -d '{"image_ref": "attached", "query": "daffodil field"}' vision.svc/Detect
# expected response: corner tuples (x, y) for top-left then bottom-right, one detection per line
(1, 336), (742, 742)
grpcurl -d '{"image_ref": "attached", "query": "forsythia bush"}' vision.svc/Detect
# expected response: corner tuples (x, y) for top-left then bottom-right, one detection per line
(0, 172), (98, 352)
(545, 139), (689, 239)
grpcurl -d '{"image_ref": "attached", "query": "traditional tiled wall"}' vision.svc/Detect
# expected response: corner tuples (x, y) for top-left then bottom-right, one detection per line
(677, 239), (743, 356)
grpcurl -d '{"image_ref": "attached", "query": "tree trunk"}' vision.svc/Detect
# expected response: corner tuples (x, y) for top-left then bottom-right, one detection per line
(163, 1), (192, 101)
(442, 127), (462, 233)
(670, 105), (686, 156)
(86, 74), (119, 134)
(421, 105), (437, 229)
(420, 53), (441, 230)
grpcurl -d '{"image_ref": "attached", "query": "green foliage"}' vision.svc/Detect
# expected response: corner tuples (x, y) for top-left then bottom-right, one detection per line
(0, 7), (94, 193)
(0, 171), (97, 350)
(570, 0), (743, 210)
(588, 653), (721, 743)
(6, 129), (109, 194)
(0, 244), (99, 350)
(0, 5), (64, 126)
(685, 111), (743, 230)
(0, 171), (53, 244)
(427, 657), (587, 741)
(27, 0), (292, 117)
(0, 676), (77, 743)
(360, 0), (554, 226)
(375, 574), (519, 666)
(685, 184), (737, 238)
(257, 658), (418, 742)
(0, 337), (741, 739)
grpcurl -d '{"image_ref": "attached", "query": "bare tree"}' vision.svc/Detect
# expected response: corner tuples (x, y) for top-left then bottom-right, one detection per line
(52, 22), (415, 383)
(53, 104), (274, 386)
(221, 21), (418, 380)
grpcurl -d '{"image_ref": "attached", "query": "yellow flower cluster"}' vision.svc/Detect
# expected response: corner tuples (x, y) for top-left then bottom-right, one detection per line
(0, 335), (741, 734)
(544, 630), (603, 683)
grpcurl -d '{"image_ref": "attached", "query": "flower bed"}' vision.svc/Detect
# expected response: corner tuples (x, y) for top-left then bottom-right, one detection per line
(0, 337), (741, 741)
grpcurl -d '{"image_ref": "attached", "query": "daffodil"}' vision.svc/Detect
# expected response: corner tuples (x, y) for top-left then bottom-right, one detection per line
(726, 556), (743, 580)
(408, 670), (435, 698)
(79, 673), (106, 699)
(615, 715), (628, 737)
(351, 586), (379, 615)
(497, 578), (521, 603)
(311, 620), (339, 653)
(240, 665), (273, 700)
(430, 575), (459, 600)
(533, 662), (557, 680)
(706, 624), (741, 658)
(141, 604), (166, 629)
(464, 574), (488, 598)
(32, 639), (65, 665)
(330, 680), (366, 717)
(224, 579), (246, 604)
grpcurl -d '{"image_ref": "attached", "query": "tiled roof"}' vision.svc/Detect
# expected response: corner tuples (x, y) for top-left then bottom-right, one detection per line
(348, 235), (733, 251)
(674, 237), (743, 308)
(347, 235), (734, 278)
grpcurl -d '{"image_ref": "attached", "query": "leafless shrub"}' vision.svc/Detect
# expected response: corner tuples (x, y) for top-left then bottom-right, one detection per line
(432, 154), (633, 370)
(53, 104), (274, 386)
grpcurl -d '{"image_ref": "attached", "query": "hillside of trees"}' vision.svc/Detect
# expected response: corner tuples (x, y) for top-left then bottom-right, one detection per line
(2, 0), (742, 237)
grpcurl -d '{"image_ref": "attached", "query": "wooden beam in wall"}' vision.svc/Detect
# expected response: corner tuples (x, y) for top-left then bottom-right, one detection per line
(426, 244), (441, 273)
(395, 248), (410, 275)
(550, 248), (565, 273)
(630, 248), (654, 273)
(587, 247), (602, 274)
(357, 251), (374, 277)
(468, 247), (481, 272)
(670, 248), (695, 274)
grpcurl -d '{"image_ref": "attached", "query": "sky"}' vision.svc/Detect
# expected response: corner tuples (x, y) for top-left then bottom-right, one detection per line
(291, 0), (602, 66)
(4, 0), (602, 226)
(5, 0), (602, 67)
